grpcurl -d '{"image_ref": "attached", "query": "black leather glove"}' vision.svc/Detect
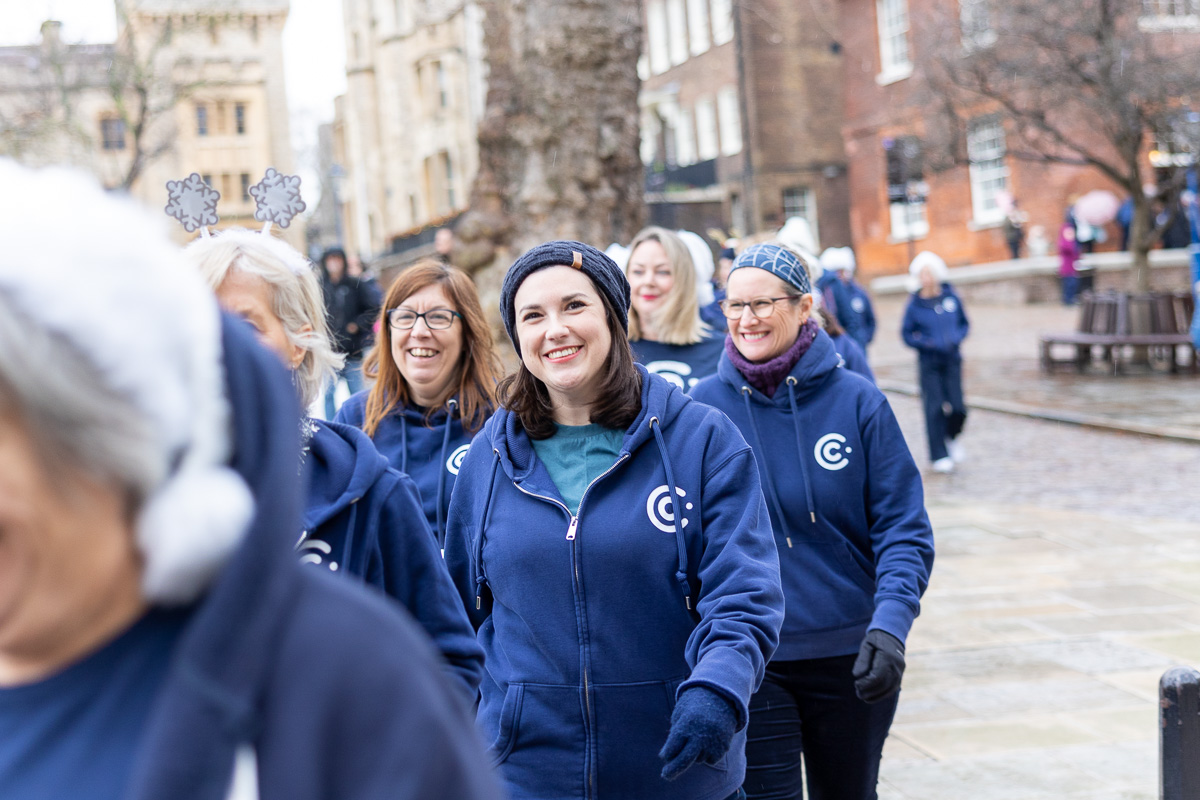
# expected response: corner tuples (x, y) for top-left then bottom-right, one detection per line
(658, 687), (737, 781)
(852, 629), (906, 703)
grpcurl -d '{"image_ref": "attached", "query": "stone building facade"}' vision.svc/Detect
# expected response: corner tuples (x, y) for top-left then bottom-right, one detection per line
(334, 0), (486, 259)
(0, 1), (299, 246)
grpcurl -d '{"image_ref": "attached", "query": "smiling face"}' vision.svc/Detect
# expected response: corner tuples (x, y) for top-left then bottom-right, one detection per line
(214, 270), (306, 370)
(626, 239), (675, 335)
(0, 415), (145, 685)
(514, 266), (613, 417)
(390, 283), (464, 409)
(725, 268), (812, 363)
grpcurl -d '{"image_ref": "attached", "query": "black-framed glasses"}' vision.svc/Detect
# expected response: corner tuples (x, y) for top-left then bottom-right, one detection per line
(720, 296), (800, 320)
(387, 307), (462, 330)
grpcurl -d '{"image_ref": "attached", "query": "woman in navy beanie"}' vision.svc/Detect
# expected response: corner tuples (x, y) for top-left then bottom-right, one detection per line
(690, 243), (935, 800)
(444, 240), (785, 800)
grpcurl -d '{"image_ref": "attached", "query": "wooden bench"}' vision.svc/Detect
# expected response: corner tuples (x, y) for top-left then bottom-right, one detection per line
(1040, 291), (1198, 375)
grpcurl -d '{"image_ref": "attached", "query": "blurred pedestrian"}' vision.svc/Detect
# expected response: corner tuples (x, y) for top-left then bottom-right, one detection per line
(335, 260), (502, 546)
(818, 246), (876, 354)
(1058, 223), (1081, 305)
(690, 243), (934, 800)
(1004, 201), (1027, 259)
(1117, 195), (1135, 251)
(902, 251), (969, 474)
(444, 240), (785, 800)
(626, 227), (725, 392)
(319, 245), (382, 418)
(817, 305), (875, 383)
(435, 227), (455, 265)
(190, 231), (484, 701)
(0, 160), (501, 800)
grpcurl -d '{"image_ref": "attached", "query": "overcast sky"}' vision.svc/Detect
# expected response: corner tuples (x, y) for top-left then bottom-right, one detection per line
(0, 1), (347, 189)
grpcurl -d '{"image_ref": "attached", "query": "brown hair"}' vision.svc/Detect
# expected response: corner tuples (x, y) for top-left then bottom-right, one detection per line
(362, 260), (501, 436)
(817, 306), (843, 337)
(497, 272), (642, 440)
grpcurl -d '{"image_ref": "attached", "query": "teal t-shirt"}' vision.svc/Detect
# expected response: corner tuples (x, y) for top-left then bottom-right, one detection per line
(530, 422), (625, 516)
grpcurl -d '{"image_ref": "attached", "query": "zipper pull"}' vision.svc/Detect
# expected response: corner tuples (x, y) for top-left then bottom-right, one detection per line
(566, 515), (579, 541)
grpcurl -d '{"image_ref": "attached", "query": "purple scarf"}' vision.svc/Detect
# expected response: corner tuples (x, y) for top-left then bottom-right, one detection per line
(725, 319), (819, 398)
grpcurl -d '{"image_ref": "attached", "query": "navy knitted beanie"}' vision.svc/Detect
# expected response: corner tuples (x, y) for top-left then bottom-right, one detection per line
(729, 242), (812, 295)
(499, 240), (631, 354)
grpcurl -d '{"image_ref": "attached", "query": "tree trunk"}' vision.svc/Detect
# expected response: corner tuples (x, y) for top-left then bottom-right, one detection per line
(1129, 189), (1153, 294)
(455, 0), (645, 346)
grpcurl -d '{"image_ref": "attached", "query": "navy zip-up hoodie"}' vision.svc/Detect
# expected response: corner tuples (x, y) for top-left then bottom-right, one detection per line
(335, 390), (478, 546)
(902, 284), (969, 361)
(301, 417), (484, 701)
(444, 366), (784, 800)
(690, 330), (934, 660)
(127, 317), (501, 800)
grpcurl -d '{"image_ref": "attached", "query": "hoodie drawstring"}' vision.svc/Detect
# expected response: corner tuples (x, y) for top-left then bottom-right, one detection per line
(740, 386), (801, 548)
(434, 399), (457, 548)
(650, 416), (694, 612)
(339, 501), (360, 575)
(399, 413), (408, 474)
(474, 449), (500, 611)
(784, 377), (818, 526)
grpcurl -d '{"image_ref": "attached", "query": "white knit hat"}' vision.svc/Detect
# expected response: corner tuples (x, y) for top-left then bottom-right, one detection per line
(819, 246), (856, 276)
(908, 250), (950, 293)
(0, 160), (253, 605)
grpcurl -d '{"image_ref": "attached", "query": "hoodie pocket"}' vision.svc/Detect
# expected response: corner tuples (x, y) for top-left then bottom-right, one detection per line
(487, 683), (524, 767)
(494, 683), (587, 798)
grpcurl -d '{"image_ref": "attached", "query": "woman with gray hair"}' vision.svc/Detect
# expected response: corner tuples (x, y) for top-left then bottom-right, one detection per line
(0, 160), (499, 799)
(186, 230), (484, 701)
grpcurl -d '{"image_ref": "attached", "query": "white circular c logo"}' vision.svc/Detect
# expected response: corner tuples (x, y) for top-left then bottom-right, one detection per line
(851, 297), (866, 313)
(646, 485), (693, 532)
(646, 360), (692, 391)
(814, 433), (851, 471)
(446, 444), (471, 475)
(943, 297), (958, 313)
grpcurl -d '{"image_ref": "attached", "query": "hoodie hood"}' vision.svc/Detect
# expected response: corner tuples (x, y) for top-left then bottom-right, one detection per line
(717, 328), (842, 407)
(303, 419), (389, 532)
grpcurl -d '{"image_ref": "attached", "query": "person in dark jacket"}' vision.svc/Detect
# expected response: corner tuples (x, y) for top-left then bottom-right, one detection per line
(818, 305), (875, 384)
(189, 231), (484, 700)
(690, 243), (934, 800)
(444, 240), (785, 800)
(625, 226), (725, 392)
(818, 246), (876, 354)
(335, 260), (503, 546)
(902, 251), (970, 474)
(320, 246), (382, 418)
(0, 160), (501, 800)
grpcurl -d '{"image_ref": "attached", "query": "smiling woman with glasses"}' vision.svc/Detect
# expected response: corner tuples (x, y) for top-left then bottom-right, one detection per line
(335, 259), (501, 547)
(690, 243), (934, 800)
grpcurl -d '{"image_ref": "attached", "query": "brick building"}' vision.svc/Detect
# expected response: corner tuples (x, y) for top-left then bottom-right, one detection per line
(639, 0), (851, 248)
(839, 0), (1200, 278)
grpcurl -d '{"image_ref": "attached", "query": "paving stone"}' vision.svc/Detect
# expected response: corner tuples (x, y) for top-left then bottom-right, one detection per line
(1062, 585), (1196, 611)
(895, 717), (1102, 760)
(1020, 639), (1176, 674)
(1031, 612), (1195, 637)
(880, 747), (1106, 799)
(1121, 631), (1200, 662)
(936, 676), (1143, 718)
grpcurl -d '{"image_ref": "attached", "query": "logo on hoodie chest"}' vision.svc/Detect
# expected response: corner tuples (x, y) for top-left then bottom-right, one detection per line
(851, 296), (866, 313)
(814, 433), (852, 471)
(646, 485), (693, 533)
(446, 444), (471, 475)
(296, 534), (340, 571)
(942, 297), (957, 313)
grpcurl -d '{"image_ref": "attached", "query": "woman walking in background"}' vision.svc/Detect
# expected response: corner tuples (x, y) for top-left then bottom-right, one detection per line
(336, 260), (502, 546)
(625, 226), (726, 392)
(902, 251), (970, 475)
(189, 232), (484, 701)
(445, 240), (784, 800)
(1058, 222), (1082, 305)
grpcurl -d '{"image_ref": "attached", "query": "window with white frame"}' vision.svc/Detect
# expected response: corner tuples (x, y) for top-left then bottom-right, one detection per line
(959, 0), (995, 50)
(885, 136), (928, 240)
(1140, 0), (1200, 29)
(782, 187), (820, 244)
(688, 0), (710, 55)
(667, 0), (689, 66)
(648, 1), (670, 75)
(711, 0), (734, 44)
(695, 97), (719, 161)
(876, 0), (912, 80)
(967, 116), (1008, 225)
(675, 106), (697, 166)
(717, 86), (742, 155)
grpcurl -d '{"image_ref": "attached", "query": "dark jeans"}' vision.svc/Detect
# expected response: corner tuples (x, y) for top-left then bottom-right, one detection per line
(1061, 275), (1079, 305)
(743, 656), (899, 800)
(324, 357), (365, 419)
(918, 354), (966, 462)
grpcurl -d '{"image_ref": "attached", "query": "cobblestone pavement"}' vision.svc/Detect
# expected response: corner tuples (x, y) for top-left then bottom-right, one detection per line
(869, 297), (1200, 438)
(877, 393), (1200, 799)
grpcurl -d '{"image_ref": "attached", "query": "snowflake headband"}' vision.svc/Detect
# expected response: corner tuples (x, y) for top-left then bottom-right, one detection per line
(165, 167), (307, 238)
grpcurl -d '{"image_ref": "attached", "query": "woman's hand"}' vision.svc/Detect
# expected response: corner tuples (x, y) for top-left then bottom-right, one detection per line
(658, 687), (737, 780)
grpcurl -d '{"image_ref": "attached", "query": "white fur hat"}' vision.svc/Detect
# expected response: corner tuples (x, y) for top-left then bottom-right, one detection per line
(908, 250), (950, 293)
(675, 229), (716, 306)
(776, 216), (818, 263)
(819, 246), (856, 275)
(0, 160), (252, 605)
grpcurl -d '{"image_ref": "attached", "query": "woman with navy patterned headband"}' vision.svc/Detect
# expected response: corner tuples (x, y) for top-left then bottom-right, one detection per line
(691, 242), (935, 800)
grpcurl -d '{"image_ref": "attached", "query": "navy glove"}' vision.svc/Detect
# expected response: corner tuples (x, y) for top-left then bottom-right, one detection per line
(658, 687), (737, 781)
(852, 629), (906, 704)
